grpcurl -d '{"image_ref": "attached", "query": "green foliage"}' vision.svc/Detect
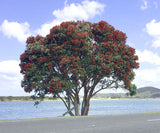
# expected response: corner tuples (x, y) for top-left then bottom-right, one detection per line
(19, 20), (139, 115)
(128, 84), (137, 96)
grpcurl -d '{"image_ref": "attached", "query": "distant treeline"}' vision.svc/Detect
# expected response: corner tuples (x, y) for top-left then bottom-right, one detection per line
(0, 96), (58, 102)
(1, 87), (160, 102)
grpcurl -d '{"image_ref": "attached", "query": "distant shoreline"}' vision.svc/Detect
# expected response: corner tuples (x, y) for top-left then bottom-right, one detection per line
(1, 86), (159, 102)
(0, 96), (59, 102)
(1, 96), (160, 102)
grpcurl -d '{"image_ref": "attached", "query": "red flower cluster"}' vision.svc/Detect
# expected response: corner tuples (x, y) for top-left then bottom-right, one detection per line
(24, 63), (32, 71)
(49, 78), (65, 93)
(39, 57), (49, 64)
(20, 20), (139, 96)
(26, 36), (35, 44)
(59, 56), (79, 66)
(20, 50), (29, 60)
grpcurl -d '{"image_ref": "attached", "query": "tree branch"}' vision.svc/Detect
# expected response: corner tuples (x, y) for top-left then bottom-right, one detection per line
(88, 76), (101, 99)
(57, 94), (68, 109)
(57, 93), (74, 116)
(91, 79), (118, 97)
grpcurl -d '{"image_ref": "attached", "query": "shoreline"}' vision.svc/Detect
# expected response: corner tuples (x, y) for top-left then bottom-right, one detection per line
(1, 97), (160, 102)
(1, 111), (160, 122)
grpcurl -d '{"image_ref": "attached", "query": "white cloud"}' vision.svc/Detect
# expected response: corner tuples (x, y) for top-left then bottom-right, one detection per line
(146, 19), (160, 36)
(134, 67), (160, 88)
(0, 20), (31, 43)
(36, 0), (105, 36)
(145, 19), (160, 48)
(141, 0), (148, 10)
(136, 49), (160, 65)
(53, 0), (105, 21)
(0, 0), (105, 40)
(35, 20), (62, 37)
(134, 49), (160, 88)
(0, 60), (20, 74)
(0, 60), (26, 96)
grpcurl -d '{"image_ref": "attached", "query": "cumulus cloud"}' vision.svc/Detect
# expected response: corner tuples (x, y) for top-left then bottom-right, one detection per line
(134, 67), (160, 88)
(0, 20), (31, 43)
(35, 20), (62, 37)
(0, 60), (20, 74)
(0, 60), (26, 96)
(53, 0), (105, 21)
(136, 49), (160, 65)
(145, 19), (160, 48)
(134, 49), (160, 88)
(36, 0), (105, 36)
(146, 19), (160, 36)
(0, 0), (105, 40)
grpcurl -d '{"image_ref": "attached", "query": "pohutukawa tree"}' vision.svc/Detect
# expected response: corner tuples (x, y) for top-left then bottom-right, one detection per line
(20, 20), (139, 116)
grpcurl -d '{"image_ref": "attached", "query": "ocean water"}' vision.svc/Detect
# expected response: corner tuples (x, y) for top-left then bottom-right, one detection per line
(0, 99), (160, 120)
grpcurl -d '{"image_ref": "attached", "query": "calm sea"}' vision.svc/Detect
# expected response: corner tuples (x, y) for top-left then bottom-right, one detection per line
(0, 99), (160, 120)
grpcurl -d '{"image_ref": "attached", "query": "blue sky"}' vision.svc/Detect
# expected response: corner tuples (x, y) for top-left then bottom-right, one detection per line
(0, 0), (160, 96)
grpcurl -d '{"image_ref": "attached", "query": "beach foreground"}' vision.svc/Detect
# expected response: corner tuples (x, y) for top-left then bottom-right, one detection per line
(0, 113), (160, 133)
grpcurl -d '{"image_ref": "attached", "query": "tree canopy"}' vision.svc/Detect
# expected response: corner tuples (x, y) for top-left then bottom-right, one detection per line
(20, 20), (139, 116)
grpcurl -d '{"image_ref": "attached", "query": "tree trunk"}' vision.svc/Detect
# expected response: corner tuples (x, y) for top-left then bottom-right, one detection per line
(83, 102), (90, 115)
(81, 79), (99, 116)
(74, 102), (80, 116)
(74, 94), (80, 116)
(81, 97), (90, 116)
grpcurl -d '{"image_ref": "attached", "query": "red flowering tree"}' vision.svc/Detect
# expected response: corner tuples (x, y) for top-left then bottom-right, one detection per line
(20, 21), (139, 116)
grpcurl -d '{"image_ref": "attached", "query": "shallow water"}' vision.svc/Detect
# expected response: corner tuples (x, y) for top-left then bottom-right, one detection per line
(0, 99), (160, 120)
